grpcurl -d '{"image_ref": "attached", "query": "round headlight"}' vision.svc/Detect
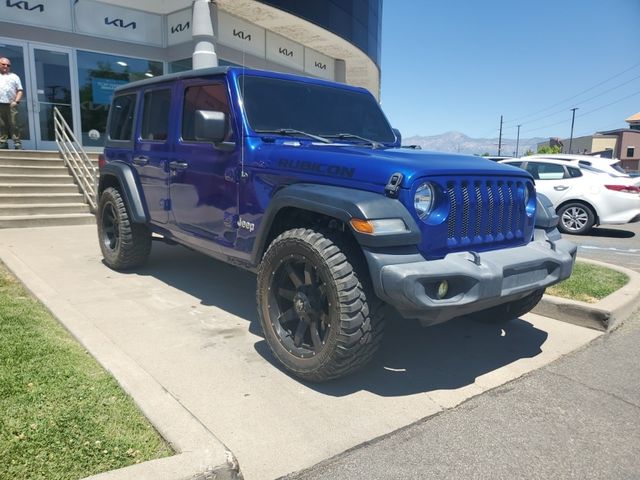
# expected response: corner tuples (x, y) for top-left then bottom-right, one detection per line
(414, 182), (434, 220)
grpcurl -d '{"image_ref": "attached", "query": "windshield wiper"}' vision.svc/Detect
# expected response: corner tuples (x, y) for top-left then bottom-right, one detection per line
(255, 129), (331, 144)
(322, 133), (384, 149)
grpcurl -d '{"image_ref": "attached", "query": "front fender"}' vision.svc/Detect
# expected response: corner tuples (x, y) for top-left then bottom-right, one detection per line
(98, 161), (149, 224)
(253, 183), (421, 263)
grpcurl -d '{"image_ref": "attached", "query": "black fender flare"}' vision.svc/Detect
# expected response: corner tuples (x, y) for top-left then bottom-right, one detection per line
(98, 161), (149, 224)
(252, 183), (421, 263)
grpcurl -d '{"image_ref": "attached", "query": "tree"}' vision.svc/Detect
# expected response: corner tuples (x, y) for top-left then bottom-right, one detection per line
(537, 145), (562, 154)
(523, 149), (535, 156)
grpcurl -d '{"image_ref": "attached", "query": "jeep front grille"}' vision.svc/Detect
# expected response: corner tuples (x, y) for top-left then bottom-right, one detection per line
(444, 179), (527, 248)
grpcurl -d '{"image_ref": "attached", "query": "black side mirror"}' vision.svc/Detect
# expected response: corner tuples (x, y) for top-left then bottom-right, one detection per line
(195, 110), (226, 143)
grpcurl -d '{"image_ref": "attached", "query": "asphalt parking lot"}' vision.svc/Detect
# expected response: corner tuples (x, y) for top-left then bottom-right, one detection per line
(567, 222), (640, 272)
(0, 225), (603, 479)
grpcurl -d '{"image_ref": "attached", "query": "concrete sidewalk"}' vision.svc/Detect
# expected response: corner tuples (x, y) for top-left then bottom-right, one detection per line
(0, 225), (614, 479)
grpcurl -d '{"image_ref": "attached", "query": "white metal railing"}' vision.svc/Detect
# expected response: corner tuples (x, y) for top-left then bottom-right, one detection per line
(53, 106), (97, 212)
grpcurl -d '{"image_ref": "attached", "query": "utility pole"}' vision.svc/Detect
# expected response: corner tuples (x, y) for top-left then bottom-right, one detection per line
(568, 108), (578, 154)
(498, 115), (503, 155)
(515, 124), (521, 157)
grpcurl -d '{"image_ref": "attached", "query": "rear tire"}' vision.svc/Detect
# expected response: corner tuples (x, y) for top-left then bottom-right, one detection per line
(256, 228), (384, 382)
(468, 289), (545, 325)
(97, 187), (151, 270)
(557, 202), (595, 235)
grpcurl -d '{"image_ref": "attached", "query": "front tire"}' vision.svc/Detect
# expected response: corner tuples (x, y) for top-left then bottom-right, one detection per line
(97, 187), (151, 270)
(256, 228), (383, 382)
(468, 289), (545, 324)
(557, 202), (595, 235)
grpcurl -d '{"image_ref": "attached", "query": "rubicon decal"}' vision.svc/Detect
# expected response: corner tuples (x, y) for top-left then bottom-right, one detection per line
(278, 159), (355, 178)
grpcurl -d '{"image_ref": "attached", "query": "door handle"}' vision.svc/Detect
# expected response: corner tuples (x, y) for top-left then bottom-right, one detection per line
(169, 161), (189, 171)
(133, 156), (149, 166)
(553, 185), (569, 191)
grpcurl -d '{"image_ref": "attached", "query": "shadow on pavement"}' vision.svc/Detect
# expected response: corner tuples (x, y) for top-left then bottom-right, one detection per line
(127, 242), (548, 397)
(570, 227), (635, 239)
(127, 242), (260, 327)
(256, 315), (548, 397)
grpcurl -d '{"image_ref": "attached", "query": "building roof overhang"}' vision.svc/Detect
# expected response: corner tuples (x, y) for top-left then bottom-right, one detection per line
(93, 0), (381, 98)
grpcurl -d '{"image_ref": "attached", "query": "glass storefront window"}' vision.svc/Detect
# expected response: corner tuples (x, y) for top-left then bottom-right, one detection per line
(77, 50), (162, 147)
(169, 58), (192, 73)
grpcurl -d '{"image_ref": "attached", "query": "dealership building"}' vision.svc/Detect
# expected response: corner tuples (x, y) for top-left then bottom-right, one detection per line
(0, 0), (382, 150)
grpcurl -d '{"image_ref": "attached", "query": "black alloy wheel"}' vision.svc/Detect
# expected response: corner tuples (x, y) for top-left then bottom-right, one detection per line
(97, 187), (151, 270)
(257, 228), (384, 382)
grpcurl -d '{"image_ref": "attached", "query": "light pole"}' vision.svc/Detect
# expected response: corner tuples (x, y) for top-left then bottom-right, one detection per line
(515, 124), (521, 157)
(568, 108), (578, 154)
(498, 115), (503, 155)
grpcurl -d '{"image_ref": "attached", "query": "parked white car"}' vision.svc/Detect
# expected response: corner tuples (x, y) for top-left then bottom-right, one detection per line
(500, 157), (640, 234)
(525, 154), (629, 178)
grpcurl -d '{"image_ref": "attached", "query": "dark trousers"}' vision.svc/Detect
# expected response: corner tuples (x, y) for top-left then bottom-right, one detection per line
(0, 103), (21, 148)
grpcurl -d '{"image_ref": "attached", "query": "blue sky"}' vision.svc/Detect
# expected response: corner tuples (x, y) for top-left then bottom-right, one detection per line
(380, 0), (640, 140)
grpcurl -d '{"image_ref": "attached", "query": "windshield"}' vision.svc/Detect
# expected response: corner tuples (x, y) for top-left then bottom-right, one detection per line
(239, 75), (396, 144)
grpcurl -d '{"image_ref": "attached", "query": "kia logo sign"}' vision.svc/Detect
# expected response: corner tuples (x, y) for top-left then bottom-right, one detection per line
(233, 29), (252, 41)
(104, 17), (137, 30)
(314, 61), (327, 70)
(171, 21), (190, 34)
(6, 0), (44, 12)
(278, 47), (294, 58)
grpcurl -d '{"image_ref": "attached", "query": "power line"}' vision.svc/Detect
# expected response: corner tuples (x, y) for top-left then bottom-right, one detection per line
(520, 89), (640, 135)
(576, 89), (640, 117)
(504, 61), (640, 124)
(505, 73), (640, 128)
(574, 120), (625, 138)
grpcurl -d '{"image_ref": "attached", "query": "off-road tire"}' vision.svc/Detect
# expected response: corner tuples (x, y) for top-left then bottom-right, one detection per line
(468, 288), (545, 324)
(257, 228), (384, 382)
(97, 187), (151, 270)
(557, 202), (595, 235)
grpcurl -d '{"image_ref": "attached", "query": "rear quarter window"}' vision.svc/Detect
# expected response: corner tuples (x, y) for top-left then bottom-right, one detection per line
(141, 89), (171, 141)
(108, 93), (137, 141)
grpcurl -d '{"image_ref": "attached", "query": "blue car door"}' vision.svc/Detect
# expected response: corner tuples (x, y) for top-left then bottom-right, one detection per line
(170, 77), (239, 248)
(132, 86), (174, 224)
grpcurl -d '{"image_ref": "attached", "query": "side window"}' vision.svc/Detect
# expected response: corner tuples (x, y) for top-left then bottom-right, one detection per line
(182, 83), (233, 142)
(523, 163), (540, 180)
(568, 167), (582, 178)
(108, 94), (136, 141)
(535, 163), (566, 180)
(141, 89), (171, 141)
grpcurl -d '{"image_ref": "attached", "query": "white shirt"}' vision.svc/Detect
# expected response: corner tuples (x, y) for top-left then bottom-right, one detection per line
(0, 72), (23, 104)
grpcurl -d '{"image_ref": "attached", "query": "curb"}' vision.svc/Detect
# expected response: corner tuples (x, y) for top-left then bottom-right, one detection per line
(532, 258), (640, 332)
(0, 250), (243, 480)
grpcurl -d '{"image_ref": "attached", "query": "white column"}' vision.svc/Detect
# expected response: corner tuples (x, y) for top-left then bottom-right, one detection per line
(192, 0), (218, 69)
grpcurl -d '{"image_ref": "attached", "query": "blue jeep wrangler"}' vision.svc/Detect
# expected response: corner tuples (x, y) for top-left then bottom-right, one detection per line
(97, 67), (576, 382)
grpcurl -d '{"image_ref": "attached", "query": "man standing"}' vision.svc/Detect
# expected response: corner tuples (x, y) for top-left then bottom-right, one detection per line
(0, 57), (24, 149)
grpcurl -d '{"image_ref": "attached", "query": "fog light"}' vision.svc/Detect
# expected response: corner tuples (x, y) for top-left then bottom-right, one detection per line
(437, 280), (449, 299)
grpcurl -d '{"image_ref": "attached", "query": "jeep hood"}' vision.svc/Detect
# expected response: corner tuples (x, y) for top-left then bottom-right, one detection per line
(263, 143), (532, 187)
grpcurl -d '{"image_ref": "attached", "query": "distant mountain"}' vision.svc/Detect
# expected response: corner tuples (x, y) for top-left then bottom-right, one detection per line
(402, 131), (545, 157)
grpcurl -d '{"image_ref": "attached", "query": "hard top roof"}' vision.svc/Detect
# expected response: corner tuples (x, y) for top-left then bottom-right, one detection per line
(113, 66), (366, 95)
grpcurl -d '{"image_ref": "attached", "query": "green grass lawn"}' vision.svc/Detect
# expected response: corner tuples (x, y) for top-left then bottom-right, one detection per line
(547, 261), (629, 304)
(0, 263), (172, 480)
